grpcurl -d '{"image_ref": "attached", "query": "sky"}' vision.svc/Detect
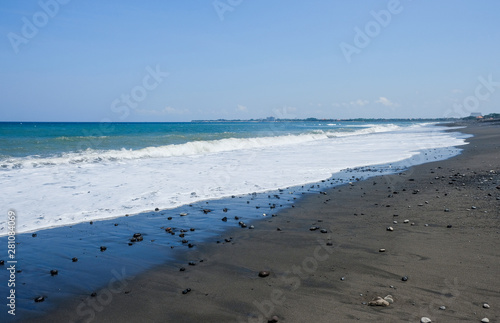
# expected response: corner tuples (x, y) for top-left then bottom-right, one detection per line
(1, 0), (500, 122)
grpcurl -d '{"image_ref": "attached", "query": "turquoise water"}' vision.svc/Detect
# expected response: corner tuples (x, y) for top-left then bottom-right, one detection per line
(0, 121), (400, 159)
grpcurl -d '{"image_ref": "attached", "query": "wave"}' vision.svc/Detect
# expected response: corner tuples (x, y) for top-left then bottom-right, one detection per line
(0, 124), (405, 169)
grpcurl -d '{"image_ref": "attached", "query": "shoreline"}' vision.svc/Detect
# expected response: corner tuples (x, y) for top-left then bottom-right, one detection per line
(21, 122), (500, 322)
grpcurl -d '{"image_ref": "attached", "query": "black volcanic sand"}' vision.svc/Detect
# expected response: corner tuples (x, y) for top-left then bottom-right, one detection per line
(26, 122), (500, 322)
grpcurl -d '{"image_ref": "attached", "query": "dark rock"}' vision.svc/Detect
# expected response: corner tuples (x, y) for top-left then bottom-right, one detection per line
(258, 271), (270, 278)
(32, 233), (37, 237)
(179, 267), (186, 272)
(222, 217), (227, 222)
(223, 208), (228, 212)
(50, 269), (58, 276)
(203, 209), (211, 214)
(309, 226), (318, 231)
(72, 257), (78, 262)
(402, 276), (408, 281)
(182, 288), (191, 294)
(0, 260), (4, 265)
(34, 296), (45, 303)
(136, 236), (143, 242)
(447, 225), (453, 228)
(167, 217), (172, 220)
(188, 243), (195, 248)
(100, 246), (107, 252)
(91, 292), (97, 297)
(130, 238), (137, 242)
(188, 261), (196, 266)
(155, 208), (160, 211)
(268, 315), (280, 323)
(133, 233), (142, 238)
(320, 229), (328, 233)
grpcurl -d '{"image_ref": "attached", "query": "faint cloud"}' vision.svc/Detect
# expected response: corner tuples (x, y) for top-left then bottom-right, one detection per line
(135, 106), (189, 115)
(375, 96), (399, 107)
(451, 89), (462, 94)
(237, 104), (247, 112)
(332, 99), (370, 107)
(350, 99), (369, 107)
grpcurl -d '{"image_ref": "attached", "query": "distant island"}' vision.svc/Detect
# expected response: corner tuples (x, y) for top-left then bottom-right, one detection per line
(192, 113), (500, 123)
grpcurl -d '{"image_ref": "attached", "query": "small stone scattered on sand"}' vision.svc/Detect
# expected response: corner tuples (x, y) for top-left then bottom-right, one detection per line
(182, 288), (191, 294)
(368, 296), (389, 307)
(401, 276), (408, 281)
(387, 226), (394, 231)
(483, 303), (490, 309)
(258, 271), (270, 278)
(420, 317), (432, 323)
(439, 306), (446, 310)
(379, 248), (386, 252)
(268, 315), (279, 323)
(481, 318), (489, 323)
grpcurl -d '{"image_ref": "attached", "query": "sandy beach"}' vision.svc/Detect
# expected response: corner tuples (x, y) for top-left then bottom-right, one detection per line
(31, 121), (499, 323)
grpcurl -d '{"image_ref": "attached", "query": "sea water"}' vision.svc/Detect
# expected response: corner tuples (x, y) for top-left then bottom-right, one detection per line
(0, 121), (469, 236)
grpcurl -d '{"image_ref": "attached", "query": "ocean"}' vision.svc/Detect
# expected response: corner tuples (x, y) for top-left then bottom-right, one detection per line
(0, 120), (472, 319)
(0, 121), (470, 236)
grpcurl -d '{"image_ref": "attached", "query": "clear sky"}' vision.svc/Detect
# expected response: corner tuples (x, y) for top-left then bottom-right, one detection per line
(1, 0), (500, 122)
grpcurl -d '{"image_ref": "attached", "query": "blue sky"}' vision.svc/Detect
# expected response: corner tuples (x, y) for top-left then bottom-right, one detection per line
(1, 0), (499, 122)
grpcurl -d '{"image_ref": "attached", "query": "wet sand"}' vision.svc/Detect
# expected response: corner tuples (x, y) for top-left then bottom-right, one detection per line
(32, 121), (499, 323)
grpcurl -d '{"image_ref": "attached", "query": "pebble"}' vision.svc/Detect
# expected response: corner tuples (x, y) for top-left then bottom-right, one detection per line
(179, 267), (186, 272)
(221, 217), (227, 222)
(393, 221), (398, 224)
(34, 296), (45, 303)
(180, 212), (188, 216)
(368, 296), (390, 307)
(155, 208), (159, 211)
(483, 303), (490, 309)
(481, 318), (489, 323)
(50, 269), (58, 276)
(379, 249), (386, 252)
(100, 246), (107, 252)
(439, 306), (446, 310)
(401, 276), (408, 281)
(249, 225), (255, 229)
(404, 219), (409, 223)
(268, 315), (280, 323)
(258, 271), (270, 278)
(447, 225), (453, 228)
(420, 317), (432, 323)
(310, 226), (318, 231)
(182, 288), (191, 294)
(320, 229), (328, 233)
(72, 257), (78, 262)
(383, 295), (394, 304)
(387, 226), (394, 231)
(32, 233), (37, 237)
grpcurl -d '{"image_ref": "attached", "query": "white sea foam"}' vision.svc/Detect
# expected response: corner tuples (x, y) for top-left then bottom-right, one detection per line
(0, 124), (469, 236)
